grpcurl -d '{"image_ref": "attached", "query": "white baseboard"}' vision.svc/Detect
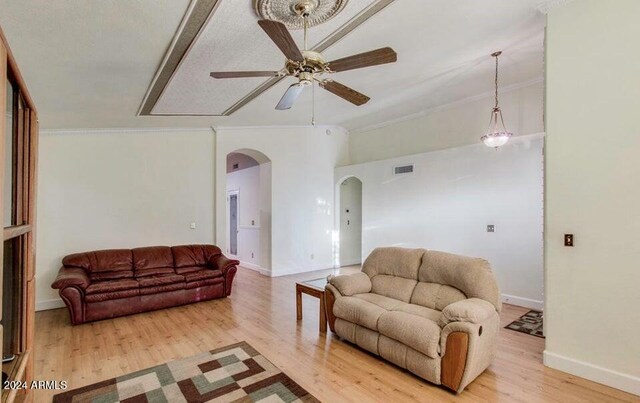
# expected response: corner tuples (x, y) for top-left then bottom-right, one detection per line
(544, 350), (640, 396)
(338, 258), (362, 267)
(36, 298), (66, 312)
(501, 294), (543, 310)
(238, 261), (271, 276)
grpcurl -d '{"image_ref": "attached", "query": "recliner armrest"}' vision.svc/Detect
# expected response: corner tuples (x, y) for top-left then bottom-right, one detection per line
(209, 254), (240, 273)
(439, 298), (496, 326)
(327, 272), (371, 296)
(51, 267), (90, 290)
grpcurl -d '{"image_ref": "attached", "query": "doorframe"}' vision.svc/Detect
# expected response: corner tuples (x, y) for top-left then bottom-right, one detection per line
(226, 189), (239, 258)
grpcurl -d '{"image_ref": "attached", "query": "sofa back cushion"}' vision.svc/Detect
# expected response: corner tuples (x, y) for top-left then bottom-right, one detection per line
(362, 247), (425, 302)
(419, 250), (501, 311)
(62, 249), (133, 281)
(410, 282), (467, 311)
(171, 244), (222, 268)
(132, 246), (175, 277)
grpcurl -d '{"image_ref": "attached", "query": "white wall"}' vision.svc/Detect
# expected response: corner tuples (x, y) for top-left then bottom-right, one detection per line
(348, 81), (543, 164)
(215, 126), (349, 276)
(36, 128), (215, 310)
(544, 0), (640, 395)
(336, 134), (544, 308)
(339, 177), (362, 266)
(226, 163), (272, 271)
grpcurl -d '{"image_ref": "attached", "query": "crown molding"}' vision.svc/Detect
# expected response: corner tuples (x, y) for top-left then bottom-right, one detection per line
(350, 77), (543, 134)
(40, 127), (215, 135)
(213, 124), (349, 134)
(536, 0), (575, 14)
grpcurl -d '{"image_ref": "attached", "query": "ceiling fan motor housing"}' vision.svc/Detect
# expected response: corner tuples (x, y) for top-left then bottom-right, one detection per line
(285, 50), (328, 77)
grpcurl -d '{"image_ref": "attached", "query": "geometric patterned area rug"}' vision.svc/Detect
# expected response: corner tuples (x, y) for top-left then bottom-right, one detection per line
(505, 310), (544, 338)
(52, 341), (319, 402)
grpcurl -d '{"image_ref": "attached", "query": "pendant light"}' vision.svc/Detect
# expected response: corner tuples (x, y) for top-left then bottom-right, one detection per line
(481, 51), (513, 148)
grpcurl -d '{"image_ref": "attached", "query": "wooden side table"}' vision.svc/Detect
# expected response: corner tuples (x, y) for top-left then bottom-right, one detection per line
(296, 278), (327, 333)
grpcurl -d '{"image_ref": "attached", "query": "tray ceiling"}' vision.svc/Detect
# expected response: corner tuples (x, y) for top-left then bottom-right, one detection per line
(0, 0), (546, 130)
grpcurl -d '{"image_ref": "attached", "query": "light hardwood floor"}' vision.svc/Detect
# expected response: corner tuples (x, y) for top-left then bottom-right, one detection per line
(34, 267), (639, 402)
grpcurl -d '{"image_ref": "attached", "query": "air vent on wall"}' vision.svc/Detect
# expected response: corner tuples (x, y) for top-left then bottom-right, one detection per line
(394, 164), (414, 175)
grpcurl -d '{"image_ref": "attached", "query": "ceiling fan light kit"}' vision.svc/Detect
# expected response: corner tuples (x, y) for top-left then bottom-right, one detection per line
(210, 0), (397, 114)
(481, 51), (513, 149)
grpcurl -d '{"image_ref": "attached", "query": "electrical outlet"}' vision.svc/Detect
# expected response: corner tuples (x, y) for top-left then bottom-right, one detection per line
(487, 225), (495, 233)
(564, 234), (574, 247)
(251, 252), (254, 258)
(190, 222), (196, 229)
(310, 254), (314, 260)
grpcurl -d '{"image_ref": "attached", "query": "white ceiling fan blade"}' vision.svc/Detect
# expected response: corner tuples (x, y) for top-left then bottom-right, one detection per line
(276, 83), (305, 110)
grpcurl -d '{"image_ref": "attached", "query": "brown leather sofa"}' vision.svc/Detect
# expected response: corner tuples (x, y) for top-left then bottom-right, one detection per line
(51, 244), (238, 325)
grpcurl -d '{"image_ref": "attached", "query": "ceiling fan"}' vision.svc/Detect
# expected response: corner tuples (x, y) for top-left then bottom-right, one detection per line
(209, 1), (397, 110)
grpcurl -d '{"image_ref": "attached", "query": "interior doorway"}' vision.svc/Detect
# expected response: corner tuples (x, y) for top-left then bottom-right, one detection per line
(338, 177), (363, 267)
(225, 150), (272, 273)
(228, 191), (238, 256)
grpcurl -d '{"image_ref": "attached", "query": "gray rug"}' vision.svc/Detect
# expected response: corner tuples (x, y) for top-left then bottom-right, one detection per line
(505, 310), (544, 338)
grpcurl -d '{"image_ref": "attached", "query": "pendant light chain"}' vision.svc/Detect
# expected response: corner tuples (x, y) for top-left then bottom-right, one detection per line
(494, 53), (499, 109)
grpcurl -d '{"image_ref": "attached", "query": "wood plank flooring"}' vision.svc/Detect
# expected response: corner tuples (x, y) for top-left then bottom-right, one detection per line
(34, 267), (639, 402)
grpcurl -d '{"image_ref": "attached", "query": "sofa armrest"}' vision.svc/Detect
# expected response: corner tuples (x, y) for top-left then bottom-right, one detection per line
(439, 298), (496, 326)
(51, 267), (90, 290)
(210, 254), (240, 273)
(327, 272), (371, 296)
(439, 307), (500, 393)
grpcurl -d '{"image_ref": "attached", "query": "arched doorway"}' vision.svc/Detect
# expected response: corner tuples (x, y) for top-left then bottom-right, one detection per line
(225, 149), (272, 273)
(336, 176), (363, 267)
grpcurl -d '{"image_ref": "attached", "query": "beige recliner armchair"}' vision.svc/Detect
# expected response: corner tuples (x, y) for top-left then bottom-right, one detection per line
(325, 247), (501, 393)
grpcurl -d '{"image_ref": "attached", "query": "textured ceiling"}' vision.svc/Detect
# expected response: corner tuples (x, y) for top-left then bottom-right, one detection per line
(0, 0), (545, 130)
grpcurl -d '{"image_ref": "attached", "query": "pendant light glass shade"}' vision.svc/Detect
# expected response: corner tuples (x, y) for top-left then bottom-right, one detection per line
(482, 51), (513, 149)
(481, 107), (512, 148)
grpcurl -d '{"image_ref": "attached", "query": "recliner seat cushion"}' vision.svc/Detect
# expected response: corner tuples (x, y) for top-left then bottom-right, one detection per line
(353, 293), (405, 310)
(86, 279), (139, 295)
(377, 311), (441, 358)
(392, 303), (442, 323)
(333, 296), (386, 331)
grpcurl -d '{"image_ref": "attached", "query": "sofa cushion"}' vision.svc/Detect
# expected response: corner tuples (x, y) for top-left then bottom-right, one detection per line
(132, 246), (175, 277)
(419, 250), (501, 311)
(137, 274), (185, 288)
(392, 303), (442, 323)
(175, 266), (203, 275)
(63, 249), (133, 281)
(362, 247), (424, 302)
(85, 288), (139, 303)
(86, 279), (139, 295)
(353, 293), (405, 310)
(139, 282), (185, 295)
(362, 247), (425, 279)
(410, 282), (466, 311)
(370, 275), (418, 303)
(333, 296), (387, 331)
(185, 277), (224, 289)
(183, 269), (223, 283)
(378, 311), (441, 358)
(171, 245), (221, 268)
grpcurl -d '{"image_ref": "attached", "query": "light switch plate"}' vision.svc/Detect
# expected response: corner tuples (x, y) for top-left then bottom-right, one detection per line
(487, 225), (495, 233)
(190, 222), (196, 229)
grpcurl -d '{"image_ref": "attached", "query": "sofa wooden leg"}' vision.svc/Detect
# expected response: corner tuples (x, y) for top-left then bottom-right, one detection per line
(441, 332), (469, 392)
(324, 289), (337, 333)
